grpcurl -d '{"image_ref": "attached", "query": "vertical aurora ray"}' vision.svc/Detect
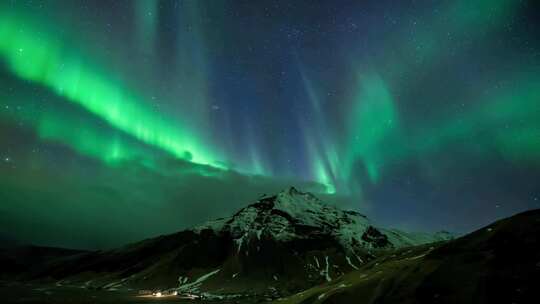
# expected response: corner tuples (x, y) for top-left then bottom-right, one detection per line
(244, 124), (268, 176)
(305, 137), (338, 195)
(299, 67), (400, 194)
(0, 10), (221, 168)
(332, 0), (531, 194)
(293, 0), (528, 195)
(299, 68), (340, 194)
(345, 74), (398, 184)
(135, 0), (159, 55)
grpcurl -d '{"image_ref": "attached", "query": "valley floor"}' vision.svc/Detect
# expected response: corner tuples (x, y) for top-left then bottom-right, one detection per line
(0, 281), (253, 304)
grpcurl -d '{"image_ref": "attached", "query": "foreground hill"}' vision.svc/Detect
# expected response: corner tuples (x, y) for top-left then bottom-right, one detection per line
(276, 209), (540, 304)
(0, 187), (449, 299)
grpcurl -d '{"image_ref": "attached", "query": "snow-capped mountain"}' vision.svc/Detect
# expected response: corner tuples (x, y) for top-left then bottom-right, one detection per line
(3, 193), (537, 304)
(194, 187), (447, 254)
(5, 187), (452, 298)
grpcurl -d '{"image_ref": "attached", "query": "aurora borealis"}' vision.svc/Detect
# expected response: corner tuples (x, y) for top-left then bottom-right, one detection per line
(1, 0), (539, 249)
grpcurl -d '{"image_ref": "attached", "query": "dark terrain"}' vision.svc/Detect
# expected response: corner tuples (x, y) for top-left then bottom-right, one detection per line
(277, 209), (540, 304)
(1, 189), (538, 303)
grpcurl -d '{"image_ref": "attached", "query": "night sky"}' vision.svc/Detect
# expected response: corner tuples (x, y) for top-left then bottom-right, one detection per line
(1, 0), (539, 249)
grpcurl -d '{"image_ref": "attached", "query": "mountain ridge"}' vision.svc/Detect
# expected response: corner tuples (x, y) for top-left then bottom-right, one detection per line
(0, 187), (453, 299)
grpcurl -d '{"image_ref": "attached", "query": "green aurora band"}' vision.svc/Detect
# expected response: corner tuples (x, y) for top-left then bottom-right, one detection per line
(0, 10), (220, 169)
(1, 0), (539, 197)
(299, 0), (537, 194)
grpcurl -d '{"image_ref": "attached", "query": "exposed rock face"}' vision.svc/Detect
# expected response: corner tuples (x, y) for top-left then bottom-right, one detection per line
(195, 187), (443, 254)
(361, 226), (390, 248)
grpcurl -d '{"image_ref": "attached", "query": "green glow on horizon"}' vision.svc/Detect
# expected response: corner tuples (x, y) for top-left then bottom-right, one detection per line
(0, 11), (221, 169)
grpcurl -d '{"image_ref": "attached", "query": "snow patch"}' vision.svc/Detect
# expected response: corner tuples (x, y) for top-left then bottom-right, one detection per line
(355, 254), (364, 264)
(408, 254), (426, 260)
(177, 269), (220, 292)
(314, 256), (320, 268)
(322, 256), (332, 282)
(346, 256), (359, 270)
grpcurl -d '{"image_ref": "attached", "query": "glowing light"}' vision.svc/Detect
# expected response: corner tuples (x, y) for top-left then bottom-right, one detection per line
(345, 73), (398, 184)
(0, 10), (220, 168)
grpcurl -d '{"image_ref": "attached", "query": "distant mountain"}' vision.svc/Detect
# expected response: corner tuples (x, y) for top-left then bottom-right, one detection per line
(0, 187), (452, 299)
(0, 235), (20, 248)
(0, 246), (85, 276)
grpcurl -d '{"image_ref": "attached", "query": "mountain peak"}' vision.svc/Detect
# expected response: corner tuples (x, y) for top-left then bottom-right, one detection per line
(194, 188), (451, 256)
(283, 186), (301, 195)
(274, 187), (326, 217)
